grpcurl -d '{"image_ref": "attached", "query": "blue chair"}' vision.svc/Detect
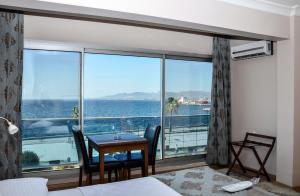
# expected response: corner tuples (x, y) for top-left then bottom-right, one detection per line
(72, 128), (122, 186)
(114, 125), (161, 178)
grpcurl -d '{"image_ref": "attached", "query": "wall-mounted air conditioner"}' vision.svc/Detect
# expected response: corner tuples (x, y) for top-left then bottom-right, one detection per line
(231, 41), (273, 60)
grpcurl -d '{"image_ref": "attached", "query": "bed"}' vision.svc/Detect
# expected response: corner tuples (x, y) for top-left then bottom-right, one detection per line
(48, 177), (181, 196)
(0, 167), (276, 196)
(48, 167), (277, 196)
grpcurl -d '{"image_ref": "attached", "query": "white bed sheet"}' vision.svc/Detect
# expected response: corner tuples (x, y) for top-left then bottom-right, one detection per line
(48, 177), (181, 196)
(48, 188), (82, 196)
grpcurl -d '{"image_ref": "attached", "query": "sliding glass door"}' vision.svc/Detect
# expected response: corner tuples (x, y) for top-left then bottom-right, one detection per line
(83, 53), (162, 158)
(22, 49), (81, 169)
(164, 58), (212, 158)
(21, 48), (212, 171)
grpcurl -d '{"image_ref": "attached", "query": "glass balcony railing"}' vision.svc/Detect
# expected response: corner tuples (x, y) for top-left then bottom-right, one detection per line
(22, 115), (209, 171)
(164, 115), (209, 158)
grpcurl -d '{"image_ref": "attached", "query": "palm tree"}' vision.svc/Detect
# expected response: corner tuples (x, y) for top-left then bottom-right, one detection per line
(165, 97), (179, 139)
(72, 106), (79, 119)
(68, 106), (79, 143)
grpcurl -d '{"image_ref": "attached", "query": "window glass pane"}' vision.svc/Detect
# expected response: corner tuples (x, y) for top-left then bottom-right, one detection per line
(84, 53), (161, 158)
(164, 59), (212, 158)
(22, 49), (81, 170)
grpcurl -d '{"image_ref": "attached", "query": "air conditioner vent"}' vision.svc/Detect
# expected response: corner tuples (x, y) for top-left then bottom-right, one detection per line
(231, 41), (273, 60)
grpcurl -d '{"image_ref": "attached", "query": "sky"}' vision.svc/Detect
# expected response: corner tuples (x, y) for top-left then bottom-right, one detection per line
(22, 49), (212, 100)
(165, 59), (212, 93)
(22, 50), (81, 100)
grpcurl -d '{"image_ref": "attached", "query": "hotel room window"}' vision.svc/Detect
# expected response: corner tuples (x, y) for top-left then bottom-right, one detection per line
(21, 49), (81, 170)
(83, 53), (162, 158)
(164, 58), (212, 158)
(21, 49), (211, 172)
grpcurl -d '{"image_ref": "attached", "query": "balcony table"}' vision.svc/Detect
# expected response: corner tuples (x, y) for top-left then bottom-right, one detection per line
(87, 133), (148, 184)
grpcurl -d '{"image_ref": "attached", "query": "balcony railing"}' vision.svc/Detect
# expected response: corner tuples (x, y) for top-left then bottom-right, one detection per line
(22, 115), (210, 170)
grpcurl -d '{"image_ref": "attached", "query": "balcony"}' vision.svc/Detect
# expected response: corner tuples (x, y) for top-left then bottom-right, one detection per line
(22, 115), (209, 171)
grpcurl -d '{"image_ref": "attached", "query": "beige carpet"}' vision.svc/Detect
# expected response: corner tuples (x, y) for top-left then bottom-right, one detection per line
(217, 168), (300, 196)
(153, 166), (277, 196)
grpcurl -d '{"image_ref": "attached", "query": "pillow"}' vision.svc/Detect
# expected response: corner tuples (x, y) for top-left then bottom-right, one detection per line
(0, 177), (48, 196)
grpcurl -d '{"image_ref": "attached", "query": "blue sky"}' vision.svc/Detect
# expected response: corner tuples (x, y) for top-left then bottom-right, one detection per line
(22, 50), (81, 100)
(165, 59), (212, 93)
(84, 53), (161, 99)
(23, 50), (212, 100)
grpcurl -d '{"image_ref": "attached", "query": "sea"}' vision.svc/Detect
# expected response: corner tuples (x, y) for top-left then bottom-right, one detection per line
(22, 100), (210, 165)
(21, 100), (210, 139)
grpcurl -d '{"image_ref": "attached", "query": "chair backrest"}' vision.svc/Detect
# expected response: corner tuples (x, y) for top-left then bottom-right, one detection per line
(144, 125), (161, 165)
(72, 127), (90, 171)
(67, 120), (78, 135)
(143, 124), (151, 138)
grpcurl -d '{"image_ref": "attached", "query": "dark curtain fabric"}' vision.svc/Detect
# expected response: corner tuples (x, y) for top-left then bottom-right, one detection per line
(0, 11), (24, 179)
(206, 37), (231, 166)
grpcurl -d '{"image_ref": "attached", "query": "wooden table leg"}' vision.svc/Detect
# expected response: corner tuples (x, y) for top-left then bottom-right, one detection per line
(143, 144), (149, 177)
(99, 149), (105, 184)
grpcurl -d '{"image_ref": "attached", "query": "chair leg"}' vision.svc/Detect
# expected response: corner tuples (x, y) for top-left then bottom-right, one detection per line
(79, 167), (83, 187)
(128, 168), (131, 179)
(85, 175), (89, 186)
(120, 168), (125, 180)
(118, 168), (122, 181)
(114, 169), (118, 181)
(141, 166), (145, 177)
(123, 168), (128, 180)
(86, 172), (92, 185)
(108, 170), (112, 183)
(90, 173), (93, 185)
(152, 165), (155, 175)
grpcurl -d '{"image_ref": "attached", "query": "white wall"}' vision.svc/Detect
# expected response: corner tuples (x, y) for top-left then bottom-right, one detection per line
(276, 37), (295, 186)
(0, 0), (290, 40)
(231, 40), (277, 175)
(25, 15), (280, 180)
(2, 0), (300, 187)
(231, 19), (300, 187)
(22, 11), (300, 187)
(24, 15), (212, 55)
(292, 16), (300, 186)
(33, 0), (289, 39)
(276, 15), (300, 187)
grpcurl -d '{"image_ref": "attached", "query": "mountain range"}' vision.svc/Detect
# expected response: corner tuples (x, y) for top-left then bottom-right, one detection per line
(99, 91), (210, 100)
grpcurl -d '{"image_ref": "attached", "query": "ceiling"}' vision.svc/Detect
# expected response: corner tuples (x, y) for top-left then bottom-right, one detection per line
(219, 0), (300, 16)
(262, 0), (300, 7)
(37, 0), (300, 8)
(35, 0), (300, 16)
(24, 15), (213, 56)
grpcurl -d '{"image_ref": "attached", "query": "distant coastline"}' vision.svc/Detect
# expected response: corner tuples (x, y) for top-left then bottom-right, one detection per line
(22, 90), (211, 101)
(22, 99), (210, 119)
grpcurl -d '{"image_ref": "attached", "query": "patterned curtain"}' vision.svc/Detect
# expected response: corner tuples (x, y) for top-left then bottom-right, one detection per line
(206, 37), (231, 166)
(0, 11), (24, 179)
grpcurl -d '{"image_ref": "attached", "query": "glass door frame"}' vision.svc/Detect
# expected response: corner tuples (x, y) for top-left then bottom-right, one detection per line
(82, 48), (165, 158)
(24, 42), (212, 162)
(162, 55), (212, 158)
(22, 44), (83, 170)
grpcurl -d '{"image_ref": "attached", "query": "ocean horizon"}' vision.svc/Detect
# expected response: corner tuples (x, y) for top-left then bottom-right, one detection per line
(21, 99), (210, 140)
(22, 99), (210, 118)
